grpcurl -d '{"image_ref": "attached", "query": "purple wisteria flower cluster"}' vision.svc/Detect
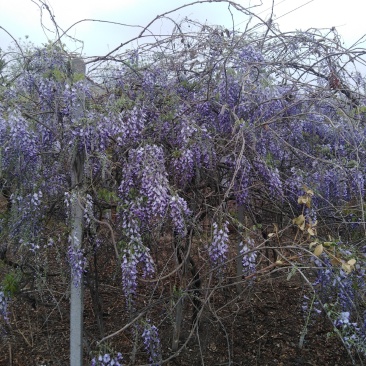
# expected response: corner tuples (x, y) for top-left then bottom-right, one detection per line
(208, 221), (229, 273)
(171, 148), (195, 187)
(168, 116), (200, 187)
(331, 309), (365, 354)
(117, 142), (192, 302)
(91, 352), (123, 366)
(118, 144), (170, 224)
(237, 45), (264, 65)
(240, 237), (257, 278)
(253, 159), (283, 198)
(304, 250), (366, 355)
(121, 243), (155, 306)
(103, 106), (147, 147)
(7, 111), (38, 161)
(169, 195), (191, 236)
(9, 190), (44, 250)
(234, 156), (251, 205)
(142, 320), (162, 366)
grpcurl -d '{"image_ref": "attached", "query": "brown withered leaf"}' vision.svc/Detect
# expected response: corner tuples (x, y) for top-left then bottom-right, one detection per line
(314, 244), (323, 257)
(293, 214), (305, 229)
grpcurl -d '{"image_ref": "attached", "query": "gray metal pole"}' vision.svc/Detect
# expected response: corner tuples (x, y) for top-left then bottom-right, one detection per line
(69, 56), (85, 366)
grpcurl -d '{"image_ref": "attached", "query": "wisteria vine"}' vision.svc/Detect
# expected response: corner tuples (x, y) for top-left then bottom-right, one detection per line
(1, 11), (366, 364)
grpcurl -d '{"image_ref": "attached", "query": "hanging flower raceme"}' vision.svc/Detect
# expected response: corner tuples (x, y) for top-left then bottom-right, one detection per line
(234, 156), (252, 205)
(208, 221), (229, 273)
(171, 148), (195, 187)
(240, 237), (257, 278)
(253, 159), (283, 198)
(120, 242), (155, 306)
(142, 320), (162, 366)
(118, 144), (170, 225)
(167, 114), (213, 187)
(6, 111), (39, 166)
(169, 195), (191, 237)
(91, 352), (123, 366)
(8, 190), (44, 249)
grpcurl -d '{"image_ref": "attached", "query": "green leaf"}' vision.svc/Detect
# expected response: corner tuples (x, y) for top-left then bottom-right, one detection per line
(2, 271), (21, 296)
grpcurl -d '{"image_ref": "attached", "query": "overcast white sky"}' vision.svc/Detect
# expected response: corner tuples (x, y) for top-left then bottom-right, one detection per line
(1, 0), (365, 57)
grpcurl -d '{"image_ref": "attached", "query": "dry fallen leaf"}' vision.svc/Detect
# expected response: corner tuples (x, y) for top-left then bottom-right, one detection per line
(307, 227), (316, 236)
(314, 244), (323, 257)
(293, 214), (305, 230)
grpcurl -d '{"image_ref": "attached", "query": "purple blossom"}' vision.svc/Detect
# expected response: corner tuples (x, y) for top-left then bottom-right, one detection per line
(171, 148), (195, 186)
(8, 191), (44, 247)
(333, 311), (361, 352)
(91, 352), (123, 366)
(169, 195), (191, 236)
(168, 115), (205, 187)
(253, 159), (283, 198)
(304, 249), (366, 355)
(240, 238), (257, 277)
(142, 321), (162, 366)
(305, 207), (317, 227)
(334, 311), (352, 328)
(301, 294), (321, 318)
(115, 106), (146, 145)
(118, 144), (170, 224)
(234, 157), (252, 205)
(208, 221), (229, 272)
(121, 243), (155, 305)
(121, 249), (138, 302)
(238, 45), (264, 64)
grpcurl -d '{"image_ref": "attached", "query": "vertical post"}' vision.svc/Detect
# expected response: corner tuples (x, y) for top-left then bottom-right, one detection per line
(69, 57), (85, 366)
